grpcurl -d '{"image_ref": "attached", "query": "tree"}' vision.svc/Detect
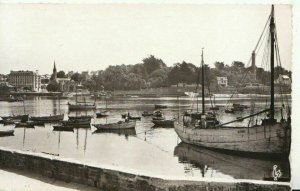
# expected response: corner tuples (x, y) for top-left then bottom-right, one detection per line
(71, 73), (82, 83)
(46, 82), (59, 92)
(142, 55), (166, 75)
(214, 62), (225, 70)
(57, 71), (67, 78)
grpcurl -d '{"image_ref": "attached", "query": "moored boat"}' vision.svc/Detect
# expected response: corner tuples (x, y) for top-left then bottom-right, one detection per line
(96, 111), (110, 118)
(152, 117), (175, 127)
(154, 104), (167, 109)
(62, 119), (91, 126)
(93, 120), (136, 130)
(15, 122), (35, 128)
(0, 129), (14, 136)
(174, 6), (291, 156)
(121, 113), (141, 120)
(53, 125), (74, 132)
(1, 114), (29, 122)
(142, 111), (153, 117)
(68, 102), (96, 110)
(68, 115), (93, 120)
(30, 114), (64, 122)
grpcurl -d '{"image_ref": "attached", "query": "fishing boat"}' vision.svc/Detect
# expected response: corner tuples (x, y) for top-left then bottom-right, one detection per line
(174, 6), (291, 156)
(68, 85), (96, 110)
(96, 97), (110, 117)
(142, 111), (153, 117)
(1, 114), (29, 122)
(68, 102), (96, 110)
(93, 120), (136, 130)
(53, 125), (74, 132)
(15, 122), (35, 128)
(62, 119), (91, 126)
(121, 113), (141, 120)
(68, 115), (93, 120)
(96, 110), (110, 117)
(154, 104), (167, 109)
(30, 114), (64, 122)
(152, 117), (175, 127)
(0, 129), (14, 136)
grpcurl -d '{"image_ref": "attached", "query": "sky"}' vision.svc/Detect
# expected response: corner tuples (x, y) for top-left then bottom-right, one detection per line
(0, 3), (292, 75)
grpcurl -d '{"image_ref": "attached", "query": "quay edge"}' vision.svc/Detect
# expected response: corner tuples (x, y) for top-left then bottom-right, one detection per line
(0, 148), (290, 191)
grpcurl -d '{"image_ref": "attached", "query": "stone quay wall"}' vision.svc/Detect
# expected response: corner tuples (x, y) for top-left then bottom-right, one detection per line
(0, 148), (290, 191)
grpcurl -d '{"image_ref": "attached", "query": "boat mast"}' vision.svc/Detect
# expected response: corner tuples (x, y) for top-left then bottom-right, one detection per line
(270, 5), (275, 120)
(201, 48), (205, 114)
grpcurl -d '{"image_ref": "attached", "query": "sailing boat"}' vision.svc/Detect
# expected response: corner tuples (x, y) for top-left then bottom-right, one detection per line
(30, 94), (64, 122)
(96, 97), (110, 117)
(174, 5), (291, 156)
(68, 85), (96, 110)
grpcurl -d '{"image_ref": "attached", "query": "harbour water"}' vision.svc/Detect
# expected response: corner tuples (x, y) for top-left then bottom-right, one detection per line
(0, 95), (291, 182)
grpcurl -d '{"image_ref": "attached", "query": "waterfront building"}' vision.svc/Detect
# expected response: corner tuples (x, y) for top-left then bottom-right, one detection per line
(276, 74), (291, 85)
(50, 63), (74, 92)
(216, 77), (228, 87)
(8, 70), (41, 92)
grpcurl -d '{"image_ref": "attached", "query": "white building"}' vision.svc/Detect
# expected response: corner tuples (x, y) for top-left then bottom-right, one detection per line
(276, 74), (291, 85)
(217, 77), (228, 87)
(8, 70), (41, 92)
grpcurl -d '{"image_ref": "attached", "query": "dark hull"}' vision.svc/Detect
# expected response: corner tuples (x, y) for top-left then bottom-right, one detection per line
(30, 114), (64, 122)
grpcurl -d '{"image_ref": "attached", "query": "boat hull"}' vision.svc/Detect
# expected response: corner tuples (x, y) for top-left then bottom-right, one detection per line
(174, 122), (290, 155)
(152, 119), (175, 127)
(93, 121), (136, 130)
(0, 130), (14, 136)
(68, 104), (96, 110)
(30, 114), (64, 122)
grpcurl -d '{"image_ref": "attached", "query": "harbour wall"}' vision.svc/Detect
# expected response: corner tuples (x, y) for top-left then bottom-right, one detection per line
(0, 148), (290, 191)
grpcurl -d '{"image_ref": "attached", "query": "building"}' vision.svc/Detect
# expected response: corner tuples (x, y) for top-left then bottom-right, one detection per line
(8, 70), (41, 92)
(50, 63), (74, 92)
(276, 74), (291, 85)
(216, 77), (228, 87)
(81, 71), (90, 81)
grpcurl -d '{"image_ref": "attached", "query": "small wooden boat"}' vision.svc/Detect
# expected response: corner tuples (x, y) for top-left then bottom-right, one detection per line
(30, 114), (64, 122)
(53, 125), (74, 131)
(15, 122), (35, 128)
(121, 113), (141, 120)
(68, 115), (93, 120)
(96, 111), (110, 118)
(154, 104), (167, 109)
(152, 118), (175, 127)
(93, 128), (137, 136)
(27, 121), (45, 126)
(2, 120), (15, 125)
(0, 129), (14, 136)
(142, 111), (153, 117)
(62, 119), (91, 126)
(153, 110), (163, 117)
(93, 120), (136, 130)
(68, 102), (96, 110)
(225, 108), (235, 113)
(1, 114), (29, 122)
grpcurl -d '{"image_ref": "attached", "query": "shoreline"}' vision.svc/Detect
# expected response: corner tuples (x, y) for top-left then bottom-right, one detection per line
(0, 147), (290, 191)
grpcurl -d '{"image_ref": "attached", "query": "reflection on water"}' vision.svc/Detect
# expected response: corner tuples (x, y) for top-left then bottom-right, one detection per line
(174, 142), (290, 181)
(0, 96), (291, 181)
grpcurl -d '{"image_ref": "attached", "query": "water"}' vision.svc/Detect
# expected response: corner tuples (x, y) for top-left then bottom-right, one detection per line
(0, 96), (291, 182)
